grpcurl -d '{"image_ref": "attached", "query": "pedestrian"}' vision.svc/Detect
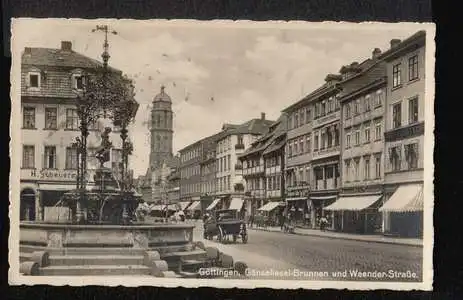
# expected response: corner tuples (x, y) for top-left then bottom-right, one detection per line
(279, 213), (285, 231)
(320, 215), (328, 231)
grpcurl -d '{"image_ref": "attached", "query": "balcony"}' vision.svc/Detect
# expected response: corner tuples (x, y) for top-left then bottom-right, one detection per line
(314, 178), (340, 191)
(312, 145), (340, 161)
(385, 121), (424, 143)
(313, 110), (340, 129)
(287, 181), (310, 191)
(243, 165), (265, 176)
(266, 190), (281, 198)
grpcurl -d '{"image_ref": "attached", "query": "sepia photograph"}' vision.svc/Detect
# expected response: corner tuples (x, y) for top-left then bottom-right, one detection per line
(9, 19), (435, 290)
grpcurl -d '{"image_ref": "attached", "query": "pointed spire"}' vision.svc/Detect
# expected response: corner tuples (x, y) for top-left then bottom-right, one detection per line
(161, 85), (165, 94)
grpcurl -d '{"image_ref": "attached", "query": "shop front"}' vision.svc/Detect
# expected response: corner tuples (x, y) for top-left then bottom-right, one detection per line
(380, 183), (423, 238)
(309, 194), (337, 229)
(20, 184), (38, 221)
(323, 193), (383, 234)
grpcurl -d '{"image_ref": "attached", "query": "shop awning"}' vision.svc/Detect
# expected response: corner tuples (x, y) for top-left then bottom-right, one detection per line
(228, 198), (244, 210)
(188, 201), (201, 211)
(38, 184), (75, 191)
(206, 198), (221, 211)
(178, 201), (191, 210)
(286, 197), (306, 201)
(258, 201), (281, 212)
(379, 184), (423, 212)
(323, 195), (382, 211)
(311, 195), (337, 201)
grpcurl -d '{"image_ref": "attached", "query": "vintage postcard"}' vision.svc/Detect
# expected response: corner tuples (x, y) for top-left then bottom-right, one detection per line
(9, 18), (435, 290)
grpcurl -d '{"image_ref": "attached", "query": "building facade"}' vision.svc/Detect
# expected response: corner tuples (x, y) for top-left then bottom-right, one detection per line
(166, 156), (181, 204)
(211, 113), (274, 212)
(199, 133), (220, 213)
(283, 79), (342, 227)
(20, 41), (132, 221)
(179, 140), (203, 205)
(333, 48), (387, 234)
(380, 31), (426, 238)
(239, 115), (286, 219)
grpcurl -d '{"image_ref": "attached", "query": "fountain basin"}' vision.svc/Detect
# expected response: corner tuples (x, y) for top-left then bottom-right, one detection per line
(20, 221), (194, 250)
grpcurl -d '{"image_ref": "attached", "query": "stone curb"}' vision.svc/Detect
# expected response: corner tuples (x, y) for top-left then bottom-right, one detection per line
(248, 227), (423, 248)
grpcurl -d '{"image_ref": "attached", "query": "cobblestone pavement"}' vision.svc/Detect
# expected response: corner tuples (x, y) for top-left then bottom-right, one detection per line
(192, 223), (423, 282)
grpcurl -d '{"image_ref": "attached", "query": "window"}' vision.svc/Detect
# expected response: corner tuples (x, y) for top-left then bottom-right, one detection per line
(327, 98), (333, 113)
(321, 101), (326, 116)
(335, 96), (340, 110)
(65, 108), (79, 130)
(344, 160), (351, 182)
(22, 145), (35, 168)
(405, 143), (419, 169)
(288, 141), (293, 157)
(299, 137), (304, 153)
(320, 132), (326, 150)
(28, 72), (40, 88)
(392, 103), (402, 129)
(392, 63), (402, 88)
(346, 133), (351, 149)
(354, 99), (360, 115)
(294, 140), (299, 154)
(375, 154), (381, 179)
(23, 107), (35, 129)
(306, 135), (311, 153)
(45, 107), (57, 129)
(354, 130), (360, 146)
(345, 104), (351, 119)
(237, 135), (243, 145)
(375, 120), (382, 141)
(299, 110), (305, 126)
(44, 146), (57, 169)
(364, 95), (371, 111)
(314, 103), (319, 119)
(65, 147), (78, 169)
(314, 134), (319, 151)
(389, 146), (401, 172)
(374, 90), (383, 108)
(294, 113), (299, 128)
(364, 127), (370, 143)
(408, 97), (419, 124)
(364, 157), (370, 180)
(288, 115), (293, 129)
(305, 107), (311, 123)
(72, 74), (84, 90)
(408, 55), (419, 81)
(354, 159), (360, 181)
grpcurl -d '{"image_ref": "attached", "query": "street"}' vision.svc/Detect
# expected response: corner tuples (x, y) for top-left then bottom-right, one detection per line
(191, 221), (423, 281)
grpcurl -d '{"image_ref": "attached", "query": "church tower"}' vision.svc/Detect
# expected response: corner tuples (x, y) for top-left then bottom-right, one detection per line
(149, 85), (174, 170)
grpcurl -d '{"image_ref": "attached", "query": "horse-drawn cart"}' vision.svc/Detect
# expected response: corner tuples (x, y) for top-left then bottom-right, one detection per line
(203, 209), (248, 244)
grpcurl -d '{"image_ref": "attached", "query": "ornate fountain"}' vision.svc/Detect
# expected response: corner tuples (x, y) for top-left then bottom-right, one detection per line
(18, 25), (246, 278)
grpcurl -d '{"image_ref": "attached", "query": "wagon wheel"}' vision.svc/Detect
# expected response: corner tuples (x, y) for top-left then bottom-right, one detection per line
(217, 226), (223, 243)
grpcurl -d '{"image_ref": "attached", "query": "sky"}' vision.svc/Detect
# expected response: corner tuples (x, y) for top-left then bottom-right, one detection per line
(12, 19), (429, 177)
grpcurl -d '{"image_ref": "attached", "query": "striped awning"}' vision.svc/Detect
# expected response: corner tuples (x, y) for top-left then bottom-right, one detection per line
(206, 198), (221, 211)
(228, 198), (244, 210)
(286, 197), (306, 201)
(178, 201), (191, 210)
(258, 201), (281, 212)
(324, 195), (382, 211)
(379, 184), (423, 212)
(187, 201), (201, 211)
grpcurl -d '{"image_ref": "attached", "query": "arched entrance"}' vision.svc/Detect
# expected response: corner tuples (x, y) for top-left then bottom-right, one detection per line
(20, 188), (36, 221)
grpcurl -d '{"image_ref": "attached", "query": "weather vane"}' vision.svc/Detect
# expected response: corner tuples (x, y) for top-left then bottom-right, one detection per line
(92, 25), (118, 68)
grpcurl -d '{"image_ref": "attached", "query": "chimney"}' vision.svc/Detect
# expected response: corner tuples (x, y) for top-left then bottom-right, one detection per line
(261, 112), (266, 120)
(372, 48), (382, 59)
(61, 41), (72, 51)
(390, 39), (401, 49)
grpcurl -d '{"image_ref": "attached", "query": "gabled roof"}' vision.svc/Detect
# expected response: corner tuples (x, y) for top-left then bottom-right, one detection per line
(231, 118), (275, 135)
(22, 47), (121, 73)
(239, 114), (287, 159)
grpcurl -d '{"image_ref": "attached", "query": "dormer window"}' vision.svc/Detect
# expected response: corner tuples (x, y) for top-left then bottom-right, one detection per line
(27, 71), (41, 89)
(72, 74), (84, 90)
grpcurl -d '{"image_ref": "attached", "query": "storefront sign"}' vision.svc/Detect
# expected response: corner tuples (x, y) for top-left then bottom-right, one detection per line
(385, 122), (424, 142)
(21, 169), (78, 181)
